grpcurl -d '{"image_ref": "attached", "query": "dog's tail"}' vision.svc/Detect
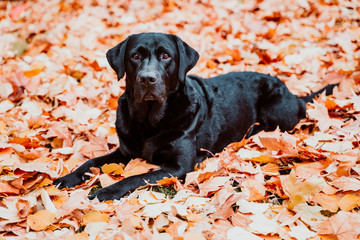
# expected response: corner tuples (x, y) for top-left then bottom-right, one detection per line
(300, 84), (339, 103)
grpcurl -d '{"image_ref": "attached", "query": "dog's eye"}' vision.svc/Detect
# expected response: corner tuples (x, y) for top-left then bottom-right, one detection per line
(162, 53), (170, 60)
(132, 53), (140, 60)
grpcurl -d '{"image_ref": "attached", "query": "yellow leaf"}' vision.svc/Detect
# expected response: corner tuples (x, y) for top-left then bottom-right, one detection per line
(82, 210), (109, 225)
(27, 210), (56, 231)
(101, 163), (124, 175)
(339, 194), (360, 211)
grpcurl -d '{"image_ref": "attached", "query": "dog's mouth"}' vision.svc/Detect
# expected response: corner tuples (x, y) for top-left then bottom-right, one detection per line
(143, 92), (157, 101)
(135, 90), (165, 103)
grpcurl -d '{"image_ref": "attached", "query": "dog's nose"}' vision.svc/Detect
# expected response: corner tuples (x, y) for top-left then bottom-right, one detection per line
(139, 75), (157, 86)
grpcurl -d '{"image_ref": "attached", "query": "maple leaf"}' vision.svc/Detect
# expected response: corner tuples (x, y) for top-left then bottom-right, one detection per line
(316, 211), (360, 240)
(307, 100), (344, 132)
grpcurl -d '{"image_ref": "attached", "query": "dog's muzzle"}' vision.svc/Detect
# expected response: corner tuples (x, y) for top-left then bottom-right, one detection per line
(134, 73), (166, 103)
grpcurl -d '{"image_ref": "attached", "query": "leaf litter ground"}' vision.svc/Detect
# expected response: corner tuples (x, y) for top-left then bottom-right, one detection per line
(0, 0), (360, 239)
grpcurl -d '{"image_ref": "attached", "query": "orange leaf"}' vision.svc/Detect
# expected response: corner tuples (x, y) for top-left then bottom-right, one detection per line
(98, 173), (118, 188)
(325, 98), (338, 110)
(10, 4), (28, 20)
(316, 211), (360, 240)
(0, 182), (20, 195)
(241, 179), (266, 201)
(27, 210), (56, 231)
(157, 177), (178, 186)
(257, 130), (298, 155)
(166, 221), (187, 239)
(82, 210), (109, 225)
(247, 155), (272, 163)
(311, 193), (339, 212)
(123, 158), (160, 178)
(101, 163), (124, 175)
(206, 59), (217, 69)
(23, 68), (43, 78)
(331, 176), (360, 191)
(339, 194), (360, 211)
(186, 212), (203, 223)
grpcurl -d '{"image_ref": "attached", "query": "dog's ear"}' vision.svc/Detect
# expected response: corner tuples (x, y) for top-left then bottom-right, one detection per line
(172, 35), (199, 82)
(106, 38), (129, 80)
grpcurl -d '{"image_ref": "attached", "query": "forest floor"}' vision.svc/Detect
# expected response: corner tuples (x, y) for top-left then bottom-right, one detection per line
(0, 0), (360, 239)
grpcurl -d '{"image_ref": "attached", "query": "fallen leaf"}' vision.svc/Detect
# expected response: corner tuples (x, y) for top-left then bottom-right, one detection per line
(307, 100), (344, 132)
(281, 170), (328, 209)
(316, 211), (360, 240)
(123, 158), (160, 178)
(10, 4), (28, 20)
(311, 193), (339, 212)
(288, 222), (317, 240)
(0, 182), (20, 195)
(101, 163), (124, 175)
(256, 130), (298, 155)
(338, 194), (360, 211)
(227, 226), (262, 240)
(82, 210), (109, 224)
(241, 179), (266, 201)
(27, 210), (56, 231)
(331, 176), (360, 191)
(183, 231), (207, 240)
(157, 176), (179, 186)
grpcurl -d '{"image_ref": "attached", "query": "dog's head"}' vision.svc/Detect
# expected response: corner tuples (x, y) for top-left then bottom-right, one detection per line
(106, 33), (199, 103)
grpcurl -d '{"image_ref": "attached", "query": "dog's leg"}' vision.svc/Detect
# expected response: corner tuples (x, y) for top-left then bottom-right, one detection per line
(89, 138), (196, 201)
(54, 148), (128, 189)
(88, 165), (189, 201)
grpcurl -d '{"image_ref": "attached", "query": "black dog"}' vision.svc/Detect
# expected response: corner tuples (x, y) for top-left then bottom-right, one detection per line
(54, 33), (336, 201)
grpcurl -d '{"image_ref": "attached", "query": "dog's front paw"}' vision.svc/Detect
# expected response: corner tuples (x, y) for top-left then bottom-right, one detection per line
(88, 186), (126, 201)
(53, 172), (87, 189)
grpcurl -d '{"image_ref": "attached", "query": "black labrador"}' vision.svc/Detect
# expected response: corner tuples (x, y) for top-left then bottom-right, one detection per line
(54, 32), (337, 201)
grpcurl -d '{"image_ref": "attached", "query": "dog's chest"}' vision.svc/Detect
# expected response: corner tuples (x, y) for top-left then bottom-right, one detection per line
(141, 138), (157, 163)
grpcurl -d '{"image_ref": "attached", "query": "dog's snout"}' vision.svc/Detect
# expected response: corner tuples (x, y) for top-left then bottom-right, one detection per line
(139, 75), (157, 85)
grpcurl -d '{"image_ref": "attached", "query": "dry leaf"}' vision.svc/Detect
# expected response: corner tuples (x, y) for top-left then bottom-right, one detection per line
(338, 194), (360, 211)
(82, 210), (109, 224)
(101, 163), (124, 175)
(316, 211), (360, 240)
(311, 193), (339, 212)
(27, 210), (56, 231)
